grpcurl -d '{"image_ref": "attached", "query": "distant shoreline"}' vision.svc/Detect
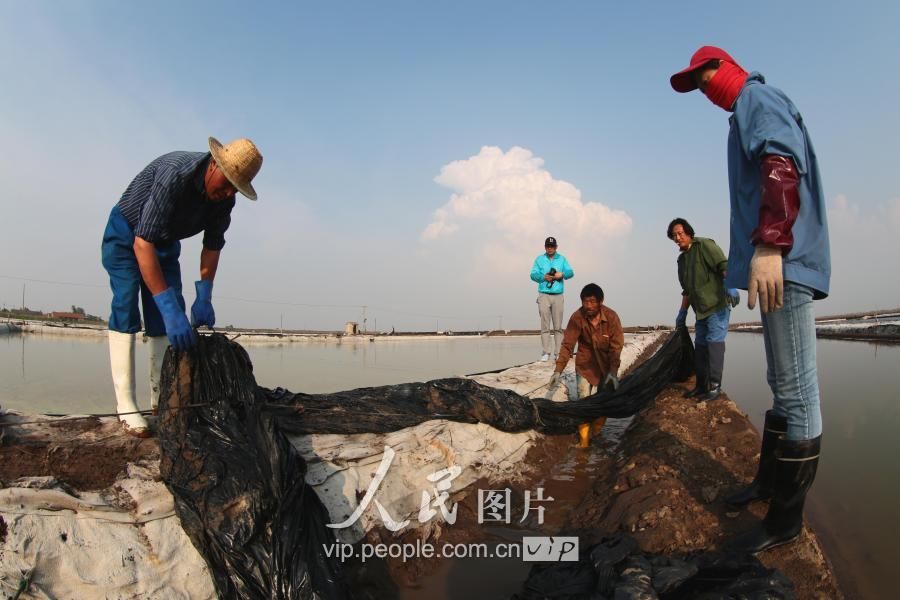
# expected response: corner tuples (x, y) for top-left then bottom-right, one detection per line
(5, 307), (899, 343)
(0, 320), (546, 344)
(731, 309), (900, 343)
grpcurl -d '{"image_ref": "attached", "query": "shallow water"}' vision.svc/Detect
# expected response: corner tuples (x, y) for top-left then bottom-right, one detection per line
(724, 333), (900, 600)
(1, 332), (897, 598)
(0, 333), (543, 414)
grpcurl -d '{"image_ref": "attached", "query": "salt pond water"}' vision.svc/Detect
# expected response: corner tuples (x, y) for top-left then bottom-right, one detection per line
(0, 333), (544, 415)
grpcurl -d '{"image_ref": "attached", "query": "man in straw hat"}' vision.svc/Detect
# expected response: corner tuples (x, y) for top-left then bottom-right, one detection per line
(100, 137), (262, 437)
(670, 46), (830, 554)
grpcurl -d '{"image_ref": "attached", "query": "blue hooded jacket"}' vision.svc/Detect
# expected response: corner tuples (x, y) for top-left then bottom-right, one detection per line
(530, 252), (574, 294)
(726, 72), (831, 298)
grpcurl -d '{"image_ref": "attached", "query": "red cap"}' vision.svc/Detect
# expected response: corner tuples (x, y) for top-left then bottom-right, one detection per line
(670, 46), (736, 93)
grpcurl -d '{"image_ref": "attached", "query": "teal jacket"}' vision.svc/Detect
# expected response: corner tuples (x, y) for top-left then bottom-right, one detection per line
(531, 253), (574, 294)
(677, 237), (728, 320)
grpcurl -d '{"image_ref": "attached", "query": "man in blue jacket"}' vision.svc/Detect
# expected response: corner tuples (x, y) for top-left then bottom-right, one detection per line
(671, 46), (830, 554)
(529, 237), (574, 361)
(101, 137), (262, 437)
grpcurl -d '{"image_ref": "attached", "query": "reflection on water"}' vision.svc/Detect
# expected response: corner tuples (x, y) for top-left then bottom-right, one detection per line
(1, 332), (898, 598)
(245, 336), (541, 394)
(724, 333), (900, 600)
(1, 333), (122, 415)
(0, 333), (543, 414)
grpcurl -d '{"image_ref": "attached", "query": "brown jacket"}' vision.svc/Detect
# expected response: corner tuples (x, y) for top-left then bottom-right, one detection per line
(554, 304), (624, 386)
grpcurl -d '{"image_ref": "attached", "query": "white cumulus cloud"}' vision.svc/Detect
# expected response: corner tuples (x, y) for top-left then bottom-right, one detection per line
(417, 146), (634, 315)
(422, 145), (632, 246)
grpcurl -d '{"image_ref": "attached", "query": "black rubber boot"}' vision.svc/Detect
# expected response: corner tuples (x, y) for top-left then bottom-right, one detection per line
(725, 411), (788, 508)
(698, 341), (725, 401)
(729, 435), (821, 554)
(683, 344), (709, 398)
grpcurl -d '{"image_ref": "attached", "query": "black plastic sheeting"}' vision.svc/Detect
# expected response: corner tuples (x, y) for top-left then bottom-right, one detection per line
(157, 336), (350, 600)
(266, 327), (694, 436)
(156, 329), (693, 599)
(514, 533), (794, 599)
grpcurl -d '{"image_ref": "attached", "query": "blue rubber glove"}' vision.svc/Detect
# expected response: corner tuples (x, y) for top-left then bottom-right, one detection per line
(726, 288), (740, 308)
(676, 308), (688, 328)
(603, 373), (619, 392)
(191, 280), (215, 328)
(153, 288), (196, 351)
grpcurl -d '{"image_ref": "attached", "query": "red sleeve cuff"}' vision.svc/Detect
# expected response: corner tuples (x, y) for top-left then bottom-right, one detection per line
(750, 154), (800, 251)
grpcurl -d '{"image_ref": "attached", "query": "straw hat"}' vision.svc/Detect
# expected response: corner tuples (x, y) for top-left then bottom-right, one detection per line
(208, 137), (263, 200)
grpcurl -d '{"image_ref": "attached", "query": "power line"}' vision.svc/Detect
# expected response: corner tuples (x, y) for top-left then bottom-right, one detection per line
(0, 274), (106, 289)
(214, 294), (361, 309)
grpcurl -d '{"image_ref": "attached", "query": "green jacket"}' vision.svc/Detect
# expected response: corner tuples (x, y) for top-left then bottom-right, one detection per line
(677, 237), (728, 320)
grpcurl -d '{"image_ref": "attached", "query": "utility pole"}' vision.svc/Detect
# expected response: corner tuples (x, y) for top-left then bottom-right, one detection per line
(22, 283), (25, 311)
(362, 305), (367, 333)
(280, 313), (283, 335)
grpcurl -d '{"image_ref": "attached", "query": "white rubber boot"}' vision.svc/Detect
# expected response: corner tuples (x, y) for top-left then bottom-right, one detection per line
(108, 330), (150, 437)
(148, 336), (169, 414)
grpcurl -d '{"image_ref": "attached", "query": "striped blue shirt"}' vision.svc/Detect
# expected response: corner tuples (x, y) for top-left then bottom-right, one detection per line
(117, 151), (235, 251)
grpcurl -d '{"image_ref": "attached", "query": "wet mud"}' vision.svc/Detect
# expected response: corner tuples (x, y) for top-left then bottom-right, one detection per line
(353, 382), (842, 599)
(569, 384), (842, 598)
(0, 414), (158, 490)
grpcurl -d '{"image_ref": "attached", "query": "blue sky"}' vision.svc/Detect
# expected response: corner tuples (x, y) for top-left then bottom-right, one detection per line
(1, 1), (898, 331)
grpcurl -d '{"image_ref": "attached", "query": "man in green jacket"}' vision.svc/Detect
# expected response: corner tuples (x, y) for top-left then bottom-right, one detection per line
(668, 218), (739, 401)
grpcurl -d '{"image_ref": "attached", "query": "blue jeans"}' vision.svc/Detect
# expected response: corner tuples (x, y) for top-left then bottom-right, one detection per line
(101, 206), (184, 336)
(761, 282), (822, 440)
(694, 306), (731, 347)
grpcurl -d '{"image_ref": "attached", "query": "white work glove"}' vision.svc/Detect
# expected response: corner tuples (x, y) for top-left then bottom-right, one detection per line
(747, 245), (783, 313)
(603, 373), (619, 392)
(549, 372), (561, 388)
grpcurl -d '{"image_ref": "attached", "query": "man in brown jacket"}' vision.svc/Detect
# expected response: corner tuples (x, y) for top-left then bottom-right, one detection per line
(548, 283), (625, 448)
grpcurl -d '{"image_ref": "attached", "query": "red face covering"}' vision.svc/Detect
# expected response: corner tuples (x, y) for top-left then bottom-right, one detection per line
(704, 61), (748, 112)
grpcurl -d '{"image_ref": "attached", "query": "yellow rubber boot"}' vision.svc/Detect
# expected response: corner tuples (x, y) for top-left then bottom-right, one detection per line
(591, 417), (607, 437)
(577, 423), (591, 448)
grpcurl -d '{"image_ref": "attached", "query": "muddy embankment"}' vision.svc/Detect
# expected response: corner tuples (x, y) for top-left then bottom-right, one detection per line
(567, 386), (842, 598)
(354, 391), (842, 599)
(345, 337), (842, 599)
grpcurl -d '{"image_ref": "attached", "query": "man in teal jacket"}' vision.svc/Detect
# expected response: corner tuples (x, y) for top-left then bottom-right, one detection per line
(671, 46), (830, 555)
(529, 236), (574, 361)
(668, 218), (739, 401)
